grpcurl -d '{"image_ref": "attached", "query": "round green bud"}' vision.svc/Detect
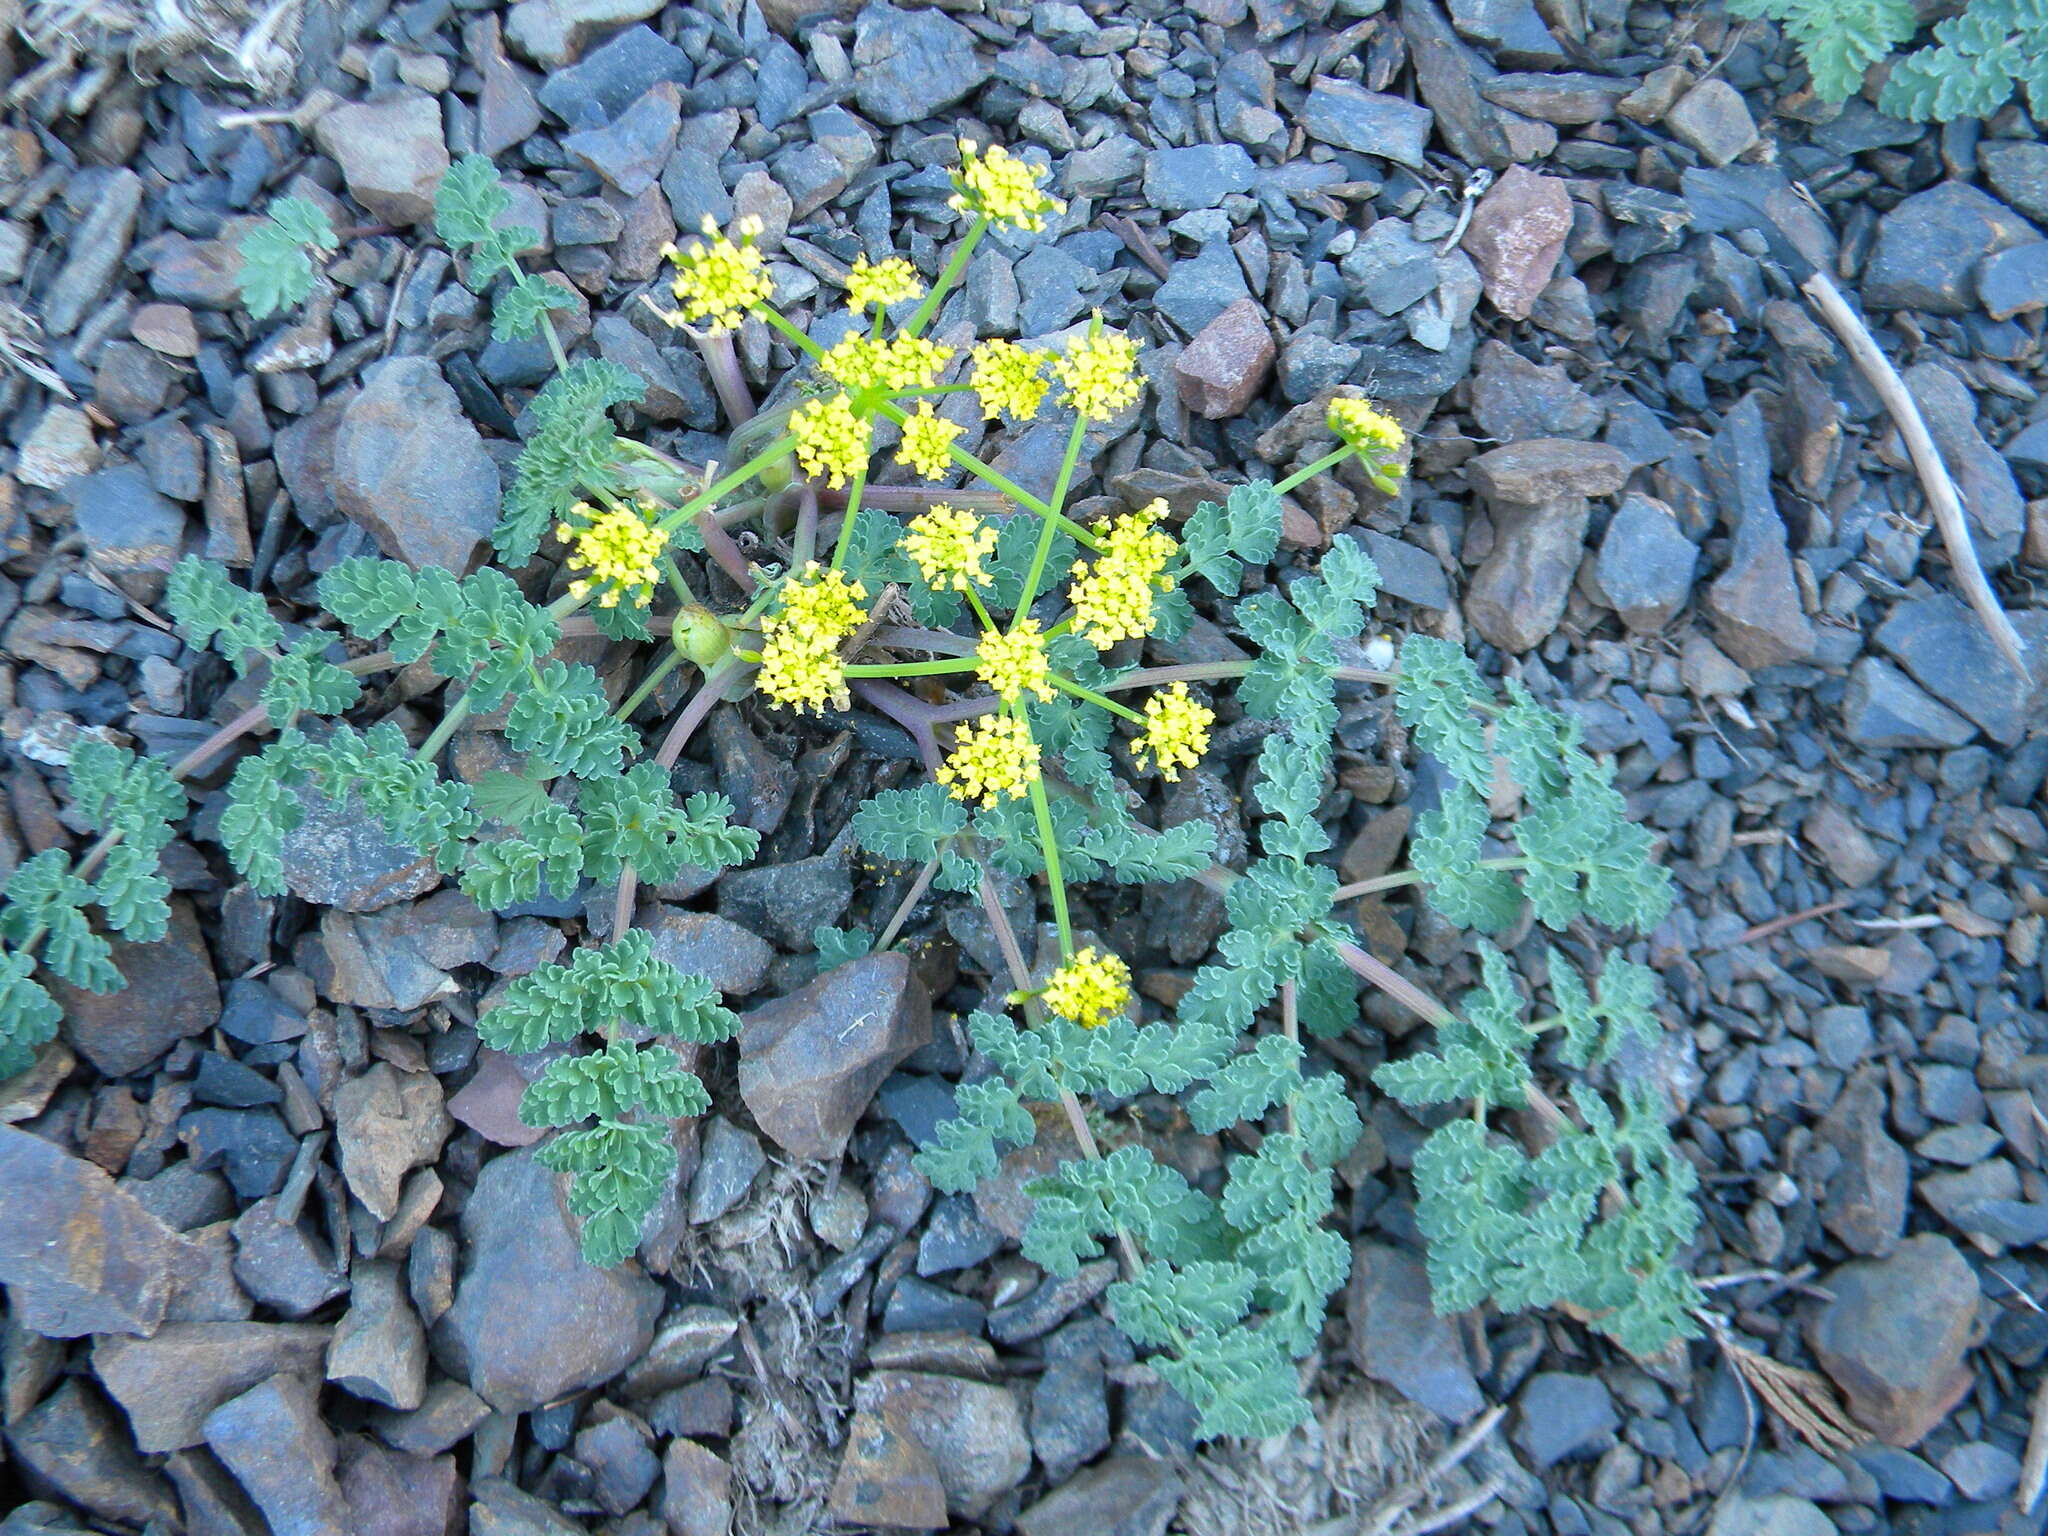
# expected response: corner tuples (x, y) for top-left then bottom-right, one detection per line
(672, 605), (731, 666)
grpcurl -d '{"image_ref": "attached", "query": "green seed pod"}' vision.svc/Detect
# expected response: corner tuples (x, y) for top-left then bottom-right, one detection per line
(672, 605), (730, 666)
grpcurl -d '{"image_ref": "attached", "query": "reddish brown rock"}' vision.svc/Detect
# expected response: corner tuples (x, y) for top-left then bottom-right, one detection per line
(1172, 298), (1276, 419)
(1461, 165), (1572, 321)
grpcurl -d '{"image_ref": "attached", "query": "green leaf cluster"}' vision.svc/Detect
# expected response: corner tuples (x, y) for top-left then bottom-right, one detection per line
(1182, 481), (1281, 597)
(237, 196), (339, 320)
(1730, 0), (2048, 121)
(1236, 534), (1381, 743)
(476, 932), (735, 1265)
(498, 360), (648, 566)
(435, 155), (575, 342)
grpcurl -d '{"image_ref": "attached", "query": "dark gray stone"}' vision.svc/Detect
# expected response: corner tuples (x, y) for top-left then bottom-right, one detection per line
(1978, 240), (2048, 319)
(1863, 181), (2041, 314)
(1300, 79), (1432, 169)
(67, 465), (185, 601)
(1142, 145), (1256, 212)
(1841, 657), (1978, 749)
(686, 1115), (765, 1224)
(1702, 393), (1814, 667)
(1348, 1241), (1484, 1422)
(1902, 361), (2028, 569)
(327, 1261), (428, 1411)
(535, 25), (689, 124)
(1593, 493), (1698, 631)
(1805, 1234), (1978, 1446)
(1979, 139), (2048, 224)
(332, 359), (500, 575)
(851, 2), (992, 127)
(1874, 593), (2037, 746)
(1513, 1373), (1618, 1467)
(1351, 531), (1450, 611)
(4, 1378), (179, 1528)
(562, 82), (678, 196)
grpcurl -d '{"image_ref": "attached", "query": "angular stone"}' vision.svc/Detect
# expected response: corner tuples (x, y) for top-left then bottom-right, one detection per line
(1841, 657), (1977, 750)
(1462, 166), (1572, 322)
(1465, 497), (1591, 653)
(1172, 298), (1275, 419)
(1665, 79), (1757, 166)
(851, 2), (992, 127)
(0, 1125), (187, 1338)
(1902, 361), (2027, 570)
(328, 1261), (428, 1410)
(1300, 78), (1432, 169)
(1347, 1240), (1484, 1423)
(432, 1146), (663, 1412)
(853, 1371), (1030, 1519)
(44, 169), (143, 335)
(1702, 394), (1814, 668)
(1814, 1068), (1908, 1258)
(1806, 1235), (1979, 1445)
(562, 82), (678, 196)
(231, 1198), (347, 1318)
(1592, 493), (1697, 631)
(336, 1063), (453, 1223)
(1874, 593), (2039, 746)
(1709, 1495), (1837, 1536)
(1978, 240), (2048, 319)
(5, 1378), (180, 1528)
(738, 953), (932, 1159)
(1467, 438), (1629, 502)
(203, 1372), (349, 1536)
(66, 464), (186, 603)
(1017, 1456), (1184, 1536)
(1513, 1372), (1618, 1467)
(280, 782), (440, 914)
(1142, 145), (1255, 213)
(1400, 0), (1513, 168)
(644, 910), (774, 999)
(505, 0), (662, 69)
(830, 1408), (948, 1529)
(660, 1437), (734, 1536)
(318, 906), (458, 1013)
(1863, 182), (2041, 315)
(1979, 140), (2048, 225)
(332, 358), (500, 574)
(337, 1437), (463, 1536)
(1480, 71), (1631, 124)
(95, 1322), (332, 1453)
(313, 92), (450, 226)
(16, 404), (98, 489)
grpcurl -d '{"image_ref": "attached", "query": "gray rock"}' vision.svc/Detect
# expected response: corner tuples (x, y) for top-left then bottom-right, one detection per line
(1941, 1441), (2021, 1502)
(854, 1371), (1030, 1519)
(1173, 298), (1274, 418)
(1874, 593), (2038, 746)
(1512, 1372), (1618, 1467)
(562, 82), (678, 196)
(646, 910), (774, 999)
(231, 1198), (348, 1318)
(851, 2), (991, 127)
(44, 169), (143, 335)
(204, 1372), (349, 1536)
(335, 1437), (463, 1536)
(1300, 78), (1432, 169)
(1978, 239), (2048, 319)
(1153, 239), (1252, 336)
(1142, 145), (1256, 212)
(1665, 80), (1757, 166)
(1352, 530), (1451, 611)
(1468, 339), (1603, 441)
(1801, 800), (1887, 889)
(469, 1475), (587, 1535)
(95, 1322), (332, 1453)
(738, 953), (932, 1159)
(620, 1305), (739, 1396)
(1979, 139), (2048, 224)
(1592, 493), (1697, 630)
(332, 359), (500, 574)
(503, 0), (662, 69)
(48, 895), (215, 1080)
(1448, 0), (1564, 64)
(884, 1275), (987, 1333)
(1905, 361), (2027, 568)
(1702, 393), (1815, 668)
(1863, 181), (2041, 315)
(1465, 496), (1591, 653)
(536, 25), (689, 124)
(280, 782), (440, 913)
(1401, 0), (1514, 169)
(4, 1378), (179, 1528)
(1018, 1456), (1183, 1536)
(1854, 1445), (1953, 1505)
(1347, 1241), (1484, 1422)
(67, 464), (185, 603)
(574, 1414), (660, 1515)
(336, 1064), (453, 1223)
(1064, 136), (1145, 197)
(312, 92), (450, 226)
(1708, 1495), (1836, 1536)
(432, 1146), (663, 1412)
(327, 1261), (428, 1410)
(1805, 1234), (1978, 1446)
(0, 1126), (191, 1338)
(318, 906), (458, 1013)
(1841, 657), (1977, 749)
(716, 849), (851, 950)
(1278, 332), (1361, 401)
(1814, 1069), (1908, 1257)
(366, 1379), (490, 1457)
(687, 1115), (765, 1224)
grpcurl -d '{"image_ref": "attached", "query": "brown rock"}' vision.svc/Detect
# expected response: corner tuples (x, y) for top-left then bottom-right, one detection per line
(1813, 1068), (1908, 1258)
(829, 1409), (948, 1529)
(0, 1125), (186, 1338)
(1464, 498), (1592, 654)
(5, 1378), (180, 1527)
(46, 896), (217, 1078)
(445, 1049), (552, 1149)
(130, 303), (201, 358)
(661, 1437), (735, 1536)
(337, 1436), (463, 1536)
(1017, 1456), (1184, 1536)
(738, 953), (932, 1159)
(1467, 438), (1630, 503)
(1462, 165), (1572, 321)
(335, 1063), (453, 1223)
(311, 91), (450, 225)
(203, 1372), (350, 1536)
(94, 1321), (332, 1452)
(1172, 298), (1276, 419)
(1802, 802), (1888, 890)
(1805, 1235), (1980, 1445)
(331, 358), (501, 575)
(853, 1371), (1030, 1519)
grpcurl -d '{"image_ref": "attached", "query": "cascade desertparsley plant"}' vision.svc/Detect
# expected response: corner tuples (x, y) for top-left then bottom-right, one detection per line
(0, 146), (1693, 1437)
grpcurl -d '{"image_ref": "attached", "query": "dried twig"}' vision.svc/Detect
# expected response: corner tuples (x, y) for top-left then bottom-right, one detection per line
(1703, 1314), (1867, 1457)
(1799, 267), (2027, 672)
(1350, 1405), (1507, 1536)
(2020, 1372), (2048, 1513)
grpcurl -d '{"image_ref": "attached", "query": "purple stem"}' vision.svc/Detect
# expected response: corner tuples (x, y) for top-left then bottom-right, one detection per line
(697, 330), (755, 427)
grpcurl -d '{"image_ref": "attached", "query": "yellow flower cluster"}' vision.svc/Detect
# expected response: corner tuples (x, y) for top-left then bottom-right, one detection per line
(1133, 683), (1214, 781)
(555, 502), (668, 609)
(792, 393), (872, 488)
(1042, 946), (1132, 1028)
(1069, 500), (1178, 650)
(845, 255), (923, 313)
(969, 339), (1050, 423)
(901, 504), (996, 591)
(1327, 397), (1406, 458)
(976, 621), (1055, 704)
(896, 403), (964, 480)
(949, 140), (1066, 233)
(1052, 324), (1143, 421)
(756, 563), (869, 714)
(664, 215), (773, 333)
(937, 715), (1040, 806)
(821, 334), (953, 393)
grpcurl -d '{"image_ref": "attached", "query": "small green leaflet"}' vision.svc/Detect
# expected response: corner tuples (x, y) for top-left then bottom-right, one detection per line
(1182, 480), (1282, 596)
(237, 197), (338, 320)
(494, 274), (577, 342)
(167, 557), (284, 673)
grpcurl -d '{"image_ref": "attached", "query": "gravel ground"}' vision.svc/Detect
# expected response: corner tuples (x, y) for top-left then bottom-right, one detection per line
(1, 1), (2047, 1534)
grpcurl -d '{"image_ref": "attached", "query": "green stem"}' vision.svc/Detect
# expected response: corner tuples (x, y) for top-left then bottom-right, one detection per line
(1051, 673), (1144, 724)
(829, 462), (869, 569)
(1027, 772), (1073, 960)
(874, 855), (943, 951)
(616, 650), (686, 722)
(904, 218), (986, 338)
(537, 309), (571, 377)
(872, 400), (1103, 549)
(842, 657), (980, 677)
(1331, 855), (1528, 904)
(414, 695), (475, 764)
(1273, 445), (1353, 498)
(754, 302), (826, 362)
(651, 437), (799, 538)
(1013, 411), (1090, 621)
